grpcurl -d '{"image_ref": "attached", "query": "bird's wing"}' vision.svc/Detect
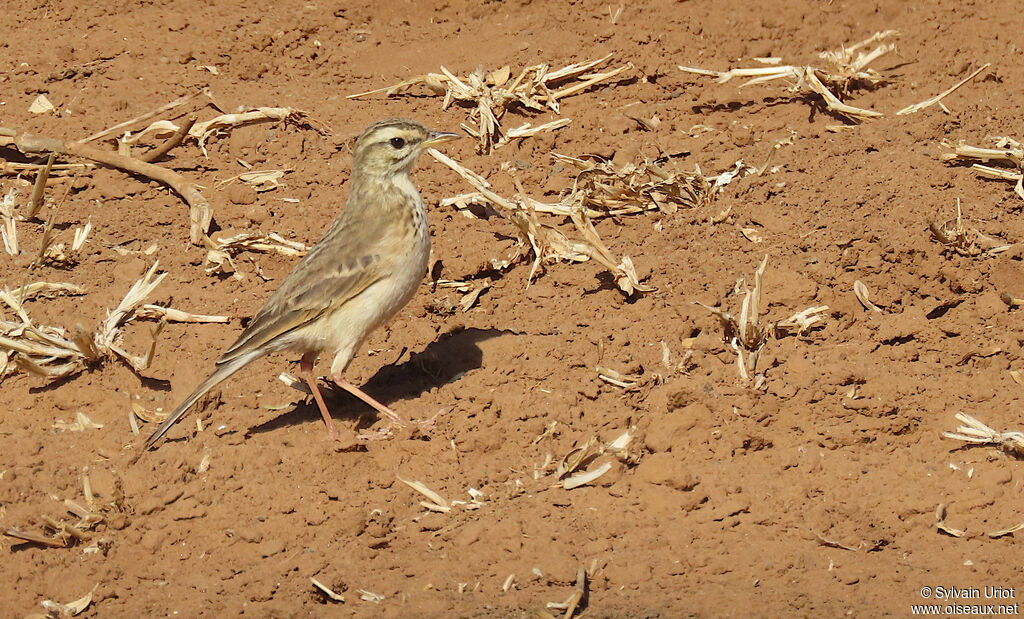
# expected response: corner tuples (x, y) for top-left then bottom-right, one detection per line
(217, 247), (386, 365)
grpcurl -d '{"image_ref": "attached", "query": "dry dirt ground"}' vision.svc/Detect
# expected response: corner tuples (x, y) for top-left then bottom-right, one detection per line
(3, 0), (1024, 616)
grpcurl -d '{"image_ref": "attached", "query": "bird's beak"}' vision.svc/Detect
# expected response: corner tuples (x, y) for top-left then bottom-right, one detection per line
(422, 130), (462, 147)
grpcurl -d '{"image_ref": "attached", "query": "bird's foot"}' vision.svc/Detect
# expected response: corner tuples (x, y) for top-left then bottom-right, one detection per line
(415, 407), (447, 431)
(356, 408), (447, 441)
(357, 426), (397, 441)
(323, 422), (361, 450)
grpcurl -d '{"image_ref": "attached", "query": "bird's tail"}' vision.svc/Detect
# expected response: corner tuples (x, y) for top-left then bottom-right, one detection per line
(143, 351), (261, 450)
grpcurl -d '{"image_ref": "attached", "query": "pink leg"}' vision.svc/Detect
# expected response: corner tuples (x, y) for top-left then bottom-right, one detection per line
(331, 371), (409, 427)
(300, 352), (340, 441)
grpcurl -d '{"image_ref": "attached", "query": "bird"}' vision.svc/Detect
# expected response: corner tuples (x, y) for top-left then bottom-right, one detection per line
(144, 118), (460, 450)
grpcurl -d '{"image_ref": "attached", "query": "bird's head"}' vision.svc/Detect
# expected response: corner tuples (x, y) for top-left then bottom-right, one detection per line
(352, 118), (460, 177)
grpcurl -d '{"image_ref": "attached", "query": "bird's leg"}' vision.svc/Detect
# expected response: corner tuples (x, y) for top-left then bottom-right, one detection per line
(300, 352), (340, 441)
(331, 371), (409, 427)
(331, 372), (447, 439)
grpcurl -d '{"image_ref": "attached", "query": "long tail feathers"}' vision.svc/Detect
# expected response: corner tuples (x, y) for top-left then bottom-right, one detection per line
(143, 351), (260, 450)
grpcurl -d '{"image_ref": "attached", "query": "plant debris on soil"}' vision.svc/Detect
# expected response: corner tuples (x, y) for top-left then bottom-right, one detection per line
(2, 0), (1024, 617)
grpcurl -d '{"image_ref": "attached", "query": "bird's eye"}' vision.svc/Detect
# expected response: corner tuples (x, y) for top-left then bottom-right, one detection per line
(389, 137), (406, 149)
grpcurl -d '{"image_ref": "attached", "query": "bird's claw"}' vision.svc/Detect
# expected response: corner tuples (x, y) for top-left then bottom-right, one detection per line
(356, 408), (447, 441)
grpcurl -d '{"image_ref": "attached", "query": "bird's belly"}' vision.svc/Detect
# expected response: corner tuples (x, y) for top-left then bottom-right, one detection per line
(292, 231), (429, 374)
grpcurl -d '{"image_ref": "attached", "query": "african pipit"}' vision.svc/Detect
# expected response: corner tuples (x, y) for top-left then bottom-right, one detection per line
(144, 118), (459, 450)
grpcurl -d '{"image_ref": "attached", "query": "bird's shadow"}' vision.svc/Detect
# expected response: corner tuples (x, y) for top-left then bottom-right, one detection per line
(247, 326), (502, 435)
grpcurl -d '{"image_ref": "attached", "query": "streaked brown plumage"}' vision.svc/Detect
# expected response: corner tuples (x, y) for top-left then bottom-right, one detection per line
(144, 119), (459, 450)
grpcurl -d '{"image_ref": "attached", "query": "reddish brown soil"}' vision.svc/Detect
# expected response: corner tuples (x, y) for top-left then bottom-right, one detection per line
(3, 0), (1024, 616)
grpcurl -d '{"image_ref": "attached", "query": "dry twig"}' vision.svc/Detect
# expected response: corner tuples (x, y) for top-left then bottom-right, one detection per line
(27, 152), (56, 219)
(124, 107), (326, 157)
(941, 137), (1024, 201)
(0, 263), (224, 383)
(81, 88), (212, 143)
(928, 198), (1013, 256)
(139, 114), (197, 162)
(310, 577), (345, 603)
(680, 31), (898, 121)
(696, 256), (827, 384)
(897, 64), (990, 116)
(2, 101), (325, 245)
(204, 231), (307, 279)
(349, 55), (631, 152)
(429, 148), (651, 295)
(1, 129), (214, 244)
(545, 567), (588, 618)
(0, 188), (18, 255)
(943, 412), (1024, 458)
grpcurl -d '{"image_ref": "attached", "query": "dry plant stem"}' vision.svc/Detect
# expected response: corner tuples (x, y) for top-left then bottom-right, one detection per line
(896, 63), (990, 115)
(547, 63), (631, 101)
(929, 198), (1014, 256)
(1000, 293), (1024, 307)
(27, 152), (56, 219)
(943, 142), (1023, 166)
(31, 170), (80, 267)
(140, 115), (197, 163)
(6, 130), (212, 244)
(1, 195), (17, 255)
(942, 412), (1024, 457)
(935, 503), (966, 538)
(942, 139), (1024, 200)
(349, 55), (628, 152)
(2, 527), (68, 548)
(30, 176), (75, 268)
(40, 515), (90, 542)
(428, 148), (652, 295)
(80, 88), (210, 143)
(679, 31), (896, 121)
(695, 256), (826, 381)
(0, 161), (92, 173)
(310, 578), (345, 603)
(988, 521), (1024, 539)
(803, 68), (882, 119)
(122, 108), (325, 158)
(32, 208), (59, 268)
(679, 63), (885, 120)
(0, 262), (179, 383)
(432, 149), (725, 218)
(564, 567), (588, 619)
(98, 261), (166, 370)
(136, 305), (228, 323)
(189, 108), (307, 138)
